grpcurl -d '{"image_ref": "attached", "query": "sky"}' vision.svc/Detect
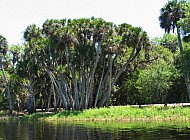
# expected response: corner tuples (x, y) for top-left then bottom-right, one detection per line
(0, 0), (168, 45)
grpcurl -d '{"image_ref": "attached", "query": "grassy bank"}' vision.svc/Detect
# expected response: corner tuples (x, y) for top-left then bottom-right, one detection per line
(61, 120), (190, 131)
(17, 106), (190, 122)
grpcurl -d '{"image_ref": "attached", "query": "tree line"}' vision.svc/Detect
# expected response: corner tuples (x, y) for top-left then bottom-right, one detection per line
(0, 0), (190, 115)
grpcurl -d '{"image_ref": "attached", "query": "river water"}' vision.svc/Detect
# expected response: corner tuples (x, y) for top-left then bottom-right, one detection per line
(0, 119), (190, 140)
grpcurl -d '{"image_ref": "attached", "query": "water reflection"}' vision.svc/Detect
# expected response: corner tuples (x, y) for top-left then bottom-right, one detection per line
(0, 119), (190, 140)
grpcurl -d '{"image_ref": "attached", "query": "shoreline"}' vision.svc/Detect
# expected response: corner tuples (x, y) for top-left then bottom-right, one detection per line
(5, 105), (190, 122)
(1, 105), (190, 122)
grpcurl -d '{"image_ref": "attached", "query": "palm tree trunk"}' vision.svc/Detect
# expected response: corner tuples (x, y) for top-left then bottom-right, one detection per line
(52, 83), (57, 111)
(106, 55), (113, 106)
(112, 48), (136, 86)
(65, 46), (79, 110)
(79, 65), (85, 109)
(0, 61), (12, 115)
(99, 55), (113, 107)
(98, 70), (109, 107)
(47, 84), (53, 111)
(177, 27), (183, 54)
(177, 27), (190, 100)
(94, 60), (106, 107)
(27, 77), (36, 114)
(85, 42), (101, 108)
(60, 74), (73, 109)
(51, 72), (69, 110)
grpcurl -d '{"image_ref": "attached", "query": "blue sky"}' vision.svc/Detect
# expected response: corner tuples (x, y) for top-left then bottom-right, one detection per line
(0, 0), (168, 45)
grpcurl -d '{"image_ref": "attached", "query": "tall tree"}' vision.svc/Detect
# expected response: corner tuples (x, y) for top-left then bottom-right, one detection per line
(22, 24), (43, 114)
(0, 35), (12, 115)
(159, 0), (190, 100)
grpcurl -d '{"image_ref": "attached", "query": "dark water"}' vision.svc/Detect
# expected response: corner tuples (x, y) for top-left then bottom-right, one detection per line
(0, 119), (190, 140)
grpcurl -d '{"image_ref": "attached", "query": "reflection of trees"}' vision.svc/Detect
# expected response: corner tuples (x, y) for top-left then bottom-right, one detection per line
(3, 121), (190, 139)
(28, 121), (35, 140)
(6, 119), (13, 140)
(35, 122), (114, 140)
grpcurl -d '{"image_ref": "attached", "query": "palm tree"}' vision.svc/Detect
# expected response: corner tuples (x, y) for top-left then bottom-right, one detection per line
(159, 0), (185, 52)
(22, 24), (43, 114)
(0, 35), (12, 115)
(159, 0), (190, 100)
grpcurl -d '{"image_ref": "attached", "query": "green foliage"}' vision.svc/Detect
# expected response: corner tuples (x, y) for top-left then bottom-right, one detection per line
(0, 35), (8, 56)
(159, 33), (179, 53)
(136, 60), (180, 103)
(23, 24), (41, 42)
(179, 2), (190, 42)
(19, 106), (190, 121)
(183, 42), (190, 60)
(123, 70), (141, 104)
(0, 75), (8, 109)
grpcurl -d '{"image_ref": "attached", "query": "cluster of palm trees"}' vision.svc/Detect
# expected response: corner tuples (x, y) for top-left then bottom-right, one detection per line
(0, 17), (150, 114)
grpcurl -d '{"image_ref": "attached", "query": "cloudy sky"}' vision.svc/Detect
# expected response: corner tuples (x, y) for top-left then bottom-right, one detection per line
(0, 0), (168, 45)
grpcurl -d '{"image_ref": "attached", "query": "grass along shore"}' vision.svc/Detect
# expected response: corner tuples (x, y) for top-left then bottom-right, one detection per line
(13, 105), (190, 122)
